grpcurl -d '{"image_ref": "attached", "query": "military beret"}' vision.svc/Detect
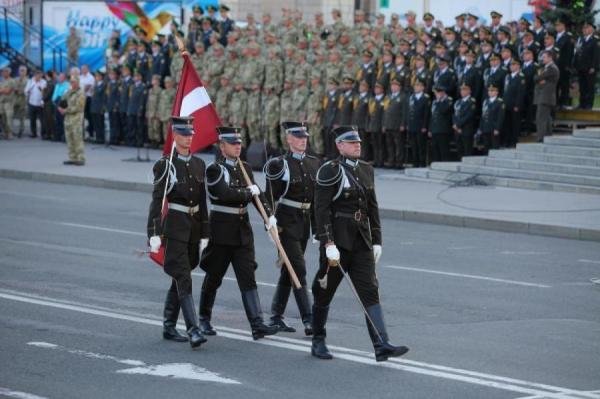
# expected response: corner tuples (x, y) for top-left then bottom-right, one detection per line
(423, 12), (434, 21)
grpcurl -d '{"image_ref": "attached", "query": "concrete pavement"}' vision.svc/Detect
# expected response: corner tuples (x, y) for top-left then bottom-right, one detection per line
(1, 138), (600, 241)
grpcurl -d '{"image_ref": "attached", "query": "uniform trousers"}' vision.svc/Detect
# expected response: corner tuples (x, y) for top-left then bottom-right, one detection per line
(164, 238), (199, 298)
(277, 234), (308, 287)
(200, 241), (258, 293)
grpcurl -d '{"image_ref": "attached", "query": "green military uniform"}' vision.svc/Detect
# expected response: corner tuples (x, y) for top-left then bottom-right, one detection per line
(229, 84), (248, 145)
(67, 30), (81, 66)
(190, 51), (205, 80)
(264, 52), (284, 94)
(246, 82), (262, 142)
(291, 79), (309, 121)
(306, 74), (325, 156)
(215, 80), (233, 126)
(262, 89), (281, 150)
(146, 83), (161, 145)
(0, 75), (16, 139)
(157, 78), (176, 141)
(170, 53), (184, 84)
(14, 75), (28, 136)
(279, 81), (295, 146)
(62, 87), (86, 163)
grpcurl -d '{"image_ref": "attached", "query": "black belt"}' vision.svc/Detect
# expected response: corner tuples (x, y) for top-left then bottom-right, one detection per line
(335, 210), (368, 222)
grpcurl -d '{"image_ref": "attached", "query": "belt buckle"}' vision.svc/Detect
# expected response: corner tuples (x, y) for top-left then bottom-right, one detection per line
(189, 207), (195, 216)
(238, 207), (244, 215)
(301, 203), (310, 210)
(354, 210), (362, 222)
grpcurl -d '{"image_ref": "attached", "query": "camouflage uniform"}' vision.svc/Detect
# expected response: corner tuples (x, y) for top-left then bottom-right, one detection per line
(246, 83), (262, 142)
(279, 82), (295, 146)
(215, 81), (233, 125)
(145, 83), (161, 144)
(67, 30), (81, 66)
(157, 78), (176, 141)
(170, 53), (184, 84)
(62, 87), (86, 162)
(190, 51), (205, 80)
(14, 75), (27, 135)
(306, 73), (325, 155)
(229, 84), (248, 144)
(291, 79), (309, 121)
(0, 76), (16, 138)
(263, 53), (284, 93)
(262, 89), (281, 150)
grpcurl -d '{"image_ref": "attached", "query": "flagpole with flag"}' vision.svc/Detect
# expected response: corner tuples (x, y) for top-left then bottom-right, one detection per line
(149, 34), (221, 266)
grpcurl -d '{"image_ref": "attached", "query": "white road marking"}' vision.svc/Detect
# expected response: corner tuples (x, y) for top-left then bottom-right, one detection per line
(0, 190), (63, 201)
(578, 259), (600, 265)
(500, 251), (549, 256)
(117, 363), (240, 384)
(385, 265), (552, 288)
(57, 222), (145, 237)
(192, 271), (276, 288)
(447, 246), (477, 250)
(2, 290), (597, 398)
(27, 341), (239, 384)
(0, 388), (49, 399)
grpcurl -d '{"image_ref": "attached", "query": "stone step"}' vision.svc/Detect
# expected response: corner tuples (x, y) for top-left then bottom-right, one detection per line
(517, 143), (600, 158)
(462, 157), (600, 177)
(543, 136), (600, 148)
(573, 129), (600, 139)
(404, 167), (600, 195)
(488, 149), (600, 167)
(453, 163), (600, 188)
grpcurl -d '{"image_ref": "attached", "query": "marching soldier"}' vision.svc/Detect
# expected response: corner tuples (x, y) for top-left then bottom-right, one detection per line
(147, 116), (209, 349)
(90, 71), (106, 144)
(106, 68), (120, 145)
(198, 127), (280, 340)
(264, 122), (321, 335)
(502, 59), (526, 147)
(157, 77), (176, 143)
(428, 85), (453, 162)
(479, 84), (505, 152)
(0, 67), (16, 139)
(452, 83), (477, 159)
(382, 78), (407, 169)
(311, 125), (409, 362)
(58, 77), (86, 165)
(367, 82), (386, 167)
(574, 21), (599, 110)
(145, 74), (162, 148)
(406, 79), (431, 167)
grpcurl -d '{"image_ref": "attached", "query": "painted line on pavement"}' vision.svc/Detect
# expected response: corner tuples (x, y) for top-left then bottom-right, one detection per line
(57, 222), (145, 237)
(192, 272), (277, 288)
(385, 265), (552, 288)
(0, 388), (49, 399)
(578, 259), (600, 265)
(1, 289), (597, 399)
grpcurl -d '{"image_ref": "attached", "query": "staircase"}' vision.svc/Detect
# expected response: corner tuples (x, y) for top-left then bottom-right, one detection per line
(405, 128), (600, 195)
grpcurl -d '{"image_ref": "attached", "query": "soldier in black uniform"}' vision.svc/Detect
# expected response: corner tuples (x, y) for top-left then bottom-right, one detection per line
(90, 71), (106, 144)
(479, 84), (505, 153)
(352, 80), (371, 161)
(453, 83), (477, 159)
(574, 21), (599, 110)
(432, 54), (457, 98)
(356, 50), (377, 91)
(377, 49), (395, 93)
(264, 122), (321, 335)
(118, 65), (133, 144)
(521, 49), (538, 134)
(107, 68), (120, 145)
(367, 82), (386, 167)
(126, 69), (147, 148)
(391, 52), (411, 95)
(311, 126), (409, 362)
(382, 78), (407, 169)
(322, 78), (340, 160)
(483, 53), (507, 99)
(411, 55), (432, 95)
(554, 19), (574, 107)
(150, 40), (168, 85)
(336, 77), (355, 126)
(147, 116), (209, 349)
(459, 50), (483, 106)
(406, 79), (430, 167)
(502, 58), (526, 147)
(199, 127), (279, 340)
(428, 85), (453, 162)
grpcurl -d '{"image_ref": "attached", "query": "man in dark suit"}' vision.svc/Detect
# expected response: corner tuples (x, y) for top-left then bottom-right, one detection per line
(322, 78), (340, 159)
(483, 53), (507, 99)
(311, 126), (409, 362)
(352, 80), (371, 161)
(453, 83), (477, 159)
(534, 51), (560, 142)
(574, 21), (599, 109)
(406, 79), (430, 167)
(503, 59), (526, 147)
(479, 84), (505, 152)
(382, 78), (407, 168)
(428, 85), (453, 162)
(554, 19), (574, 107)
(521, 49), (538, 134)
(367, 82), (386, 167)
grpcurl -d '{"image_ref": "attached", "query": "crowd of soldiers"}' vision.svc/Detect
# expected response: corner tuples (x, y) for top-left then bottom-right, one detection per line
(1, 5), (599, 168)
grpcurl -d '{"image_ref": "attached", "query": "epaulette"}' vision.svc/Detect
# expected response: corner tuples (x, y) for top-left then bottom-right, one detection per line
(534, 41), (540, 47)
(566, 32), (573, 37)
(470, 97), (476, 102)
(305, 154), (318, 159)
(449, 68), (455, 73)
(424, 93), (430, 98)
(497, 98), (504, 102)
(519, 72), (525, 77)
(447, 96), (453, 102)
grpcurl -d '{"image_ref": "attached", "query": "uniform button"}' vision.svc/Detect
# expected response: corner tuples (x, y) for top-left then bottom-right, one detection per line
(304, 173), (307, 177)
(240, 217), (243, 220)
(189, 175), (192, 178)
(186, 163), (189, 167)
(190, 188), (193, 191)
(189, 200), (193, 204)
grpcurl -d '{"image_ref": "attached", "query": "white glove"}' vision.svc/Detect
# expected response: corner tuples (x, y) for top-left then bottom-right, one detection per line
(325, 245), (340, 262)
(265, 215), (277, 230)
(248, 184), (260, 196)
(199, 238), (209, 253)
(149, 236), (161, 253)
(373, 245), (382, 264)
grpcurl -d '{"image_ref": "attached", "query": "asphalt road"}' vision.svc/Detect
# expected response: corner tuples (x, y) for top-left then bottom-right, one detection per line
(0, 177), (599, 399)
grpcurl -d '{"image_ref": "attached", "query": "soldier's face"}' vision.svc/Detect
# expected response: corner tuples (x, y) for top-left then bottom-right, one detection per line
(220, 142), (241, 158)
(337, 141), (361, 159)
(287, 135), (307, 152)
(488, 88), (498, 97)
(174, 133), (192, 150)
(460, 87), (470, 97)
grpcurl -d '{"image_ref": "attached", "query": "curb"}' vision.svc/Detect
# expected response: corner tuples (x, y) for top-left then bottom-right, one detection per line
(3, 168), (599, 243)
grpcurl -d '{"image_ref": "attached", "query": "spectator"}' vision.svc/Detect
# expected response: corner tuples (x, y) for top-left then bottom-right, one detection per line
(24, 70), (46, 138)
(534, 51), (559, 142)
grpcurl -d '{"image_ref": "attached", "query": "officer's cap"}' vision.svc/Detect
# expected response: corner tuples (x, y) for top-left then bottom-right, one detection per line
(406, 27), (417, 34)
(151, 73), (161, 80)
(480, 39), (492, 46)
(545, 30), (556, 39)
(490, 52), (500, 61)
(282, 121), (309, 137)
(359, 79), (370, 88)
(438, 54), (451, 63)
(465, 49), (476, 57)
(414, 78), (425, 86)
(434, 42), (446, 49)
(193, 5), (204, 13)
(510, 58), (522, 65)
(376, 13), (385, 19)
(343, 76), (355, 84)
(423, 12), (434, 21)
(460, 82), (471, 90)
(467, 13), (478, 20)
(523, 29), (534, 37)
(535, 15), (545, 24)
(206, 5), (217, 12)
(333, 126), (361, 143)
(413, 54), (425, 61)
(490, 11), (503, 18)
(519, 17), (531, 26)
(498, 25), (511, 36)
(480, 26), (492, 35)
(328, 77), (339, 85)
(501, 46), (513, 54)
(391, 78), (402, 86)
(487, 84), (499, 91)
(219, 4), (230, 12)
(171, 116), (195, 136)
(444, 27), (456, 35)
(555, 18), (567, 26)
(455, 13), (466, 20)
(383, 49), (394, 57)
(157, 33), (166, 39)
(152, 40), (160, 46)
(362, 49), (373, 58)
(582, 20), (595, 29)
(433, 84), (447, 92)
(399, 39), (410, 46)
(391, 13), (399, 20)
(405, 10), (416, 17)
(374, 81), (385, 89)
(216, 126), (242, 144)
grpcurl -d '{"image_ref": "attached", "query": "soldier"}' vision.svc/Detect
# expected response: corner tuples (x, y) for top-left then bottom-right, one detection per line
(306, 71), (325, 157)
(67, 26), (81, 67)
(428, 85), (453, 162)
(157, 76), (176, 143)
(106, 68), (120, 145)
(321, 77), (340, 160)
(406, 79), (431, 167)
(532, 15), (547, 45)
(432, 55), (457, 98)
(150, 40), (168, 84)
(246, 80), (262, 145)
(264, 48), (284, 94)
(279, 78), (296, 147)
(14, 66), (28, 137)
(262, 86), (281, 153)
(483, 54), (507, 99)
(170, 49), (184, 85)
(490, 11), (503, 35)
(377, 50), (395, 93)
(215, 75), (233, 126)
(534, 51), (559, 142)
(147, 116), (209, 349)
(229, 80), (248, 145)
(479, 84), (505, 152)
(145, 74), (162, 148)
(264, 122), (321, 334)
(391, 53), (411, 95)
(411, 55), (432, 95)
(382, 78), (407, 169)
(554, 19), (574, 108)
(127, 70), (147, 148)
(336, 77), (355, 126)
(574, 21), (599, 110)
(423, 12), (441, 42)
(521, 49), (538, 135)
(452, 83), (477, 159)
(311, 125), (409, 362)
(356, 50), (376, 90)
(476, 40), (493, 71)
(367, 82), (386, 167)
(520, 30), (541, 61)
(352, 80), (371, 161)
(119, 65), (133, 144)
(58, 77), (86, 165)
(495, 26), (515, 56)
(198, 127), (279, 339)
(0, 67), (16, 139)
(503, 59), (526, 147)
(459, 50), (482, 105)
(218, 4), (235, 46)
(291, 76), (309, 121)
(90, 71), (106, 144)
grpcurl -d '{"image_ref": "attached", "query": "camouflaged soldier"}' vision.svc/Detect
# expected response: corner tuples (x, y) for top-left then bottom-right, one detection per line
(14, 66), (28, 137)
(293, 51), (311, 85)
(67, 27), (81, 67)
(59, 77), (86, 165)
(191, 41), (206, 79)
(306, 71), (325, 157)
(264, 48), (284, 94)
(170, 50), (184, 84)
(146, 74), (162, 148)
(222, 48), (241, 82)
(157, 76), (176, 142)
(325, 50), (344, 87)
(0, 67), (16, 139)
(229, 80), (248, 145)
(283, 45), (297, 86)
(291, 77), (309, 122)
(204, 45), (226, 91)
(279, 79), (295, 146)
(215, 75), (233, 126)
(246, 80), (263, 144)
(262, 86), (281, 151)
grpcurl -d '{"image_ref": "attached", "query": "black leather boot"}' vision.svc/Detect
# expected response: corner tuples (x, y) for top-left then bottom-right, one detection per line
(163, 288), (188, 342)
(241, 289), (279, 340)
(293, 286), (313, 336)
(198, 289), (217, 336)
(311, 305), (332, 359)
(180, 295), (207, 349)
(366, 304), (409, 362)
(269, 284), (296, 332)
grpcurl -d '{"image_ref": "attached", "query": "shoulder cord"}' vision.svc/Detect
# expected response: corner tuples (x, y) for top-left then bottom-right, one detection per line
(205, 163), (226, 200)
(152, 159), (177, 195)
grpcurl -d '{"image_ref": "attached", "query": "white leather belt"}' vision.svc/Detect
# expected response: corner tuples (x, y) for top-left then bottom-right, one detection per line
(168, 203), (200, 215)
(211, 205), (248, 215)
(279, 198), (311, 209)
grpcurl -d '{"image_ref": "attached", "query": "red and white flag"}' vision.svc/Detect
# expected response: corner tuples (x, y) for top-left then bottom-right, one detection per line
(150, 52), (221, 266)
